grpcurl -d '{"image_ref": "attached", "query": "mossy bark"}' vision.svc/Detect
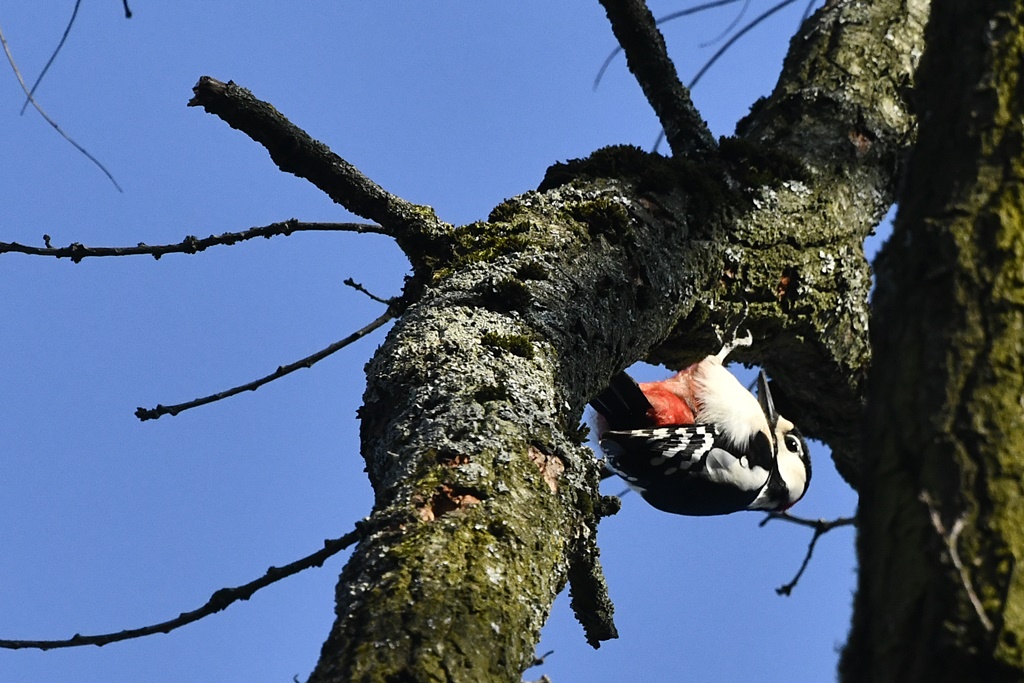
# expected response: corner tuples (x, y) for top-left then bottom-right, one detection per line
(304, 2), (926, 681)
(842, 1), (1024, 680)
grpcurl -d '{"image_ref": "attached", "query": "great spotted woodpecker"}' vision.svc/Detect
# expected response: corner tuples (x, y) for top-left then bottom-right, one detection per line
(589, 336), (810, 516)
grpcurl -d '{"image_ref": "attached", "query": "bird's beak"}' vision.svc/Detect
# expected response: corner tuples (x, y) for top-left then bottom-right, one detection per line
(757, 370), (779, 430)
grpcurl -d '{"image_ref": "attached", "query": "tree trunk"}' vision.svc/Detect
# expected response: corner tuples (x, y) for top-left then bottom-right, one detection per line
(290, 1), (926, 681)
(843, 1), (1024, 680)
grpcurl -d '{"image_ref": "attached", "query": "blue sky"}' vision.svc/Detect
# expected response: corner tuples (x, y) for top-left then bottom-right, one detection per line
(0, 2), (866, 681)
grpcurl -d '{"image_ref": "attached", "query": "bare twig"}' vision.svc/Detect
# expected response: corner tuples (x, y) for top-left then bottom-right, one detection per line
(598, 0), (714, 156)
(527, 650), (555, 668)
(0, 19), (122, 192)
(187, 77), (453, 268)
(760, 511), (855, 596)
(19, 0), (82, 115)
(122, 1), (133, 19)
(920, 492), (994, 632)
(19, 0), (81, 114)
(686, 0), (802, 93)
(136, 309), (396, 421)
(343, 278), (393, 305)
(0, 526), (363, 650)
(0, 220), (387, 262)
(698, 0), (751, 48)
(800, 0), (818, 26)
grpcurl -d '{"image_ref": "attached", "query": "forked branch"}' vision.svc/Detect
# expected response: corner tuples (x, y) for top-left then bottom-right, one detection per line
(760, 511), (855, 595)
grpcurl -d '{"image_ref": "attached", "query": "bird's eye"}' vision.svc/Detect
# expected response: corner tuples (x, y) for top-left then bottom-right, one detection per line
(784, 435), (801, 453)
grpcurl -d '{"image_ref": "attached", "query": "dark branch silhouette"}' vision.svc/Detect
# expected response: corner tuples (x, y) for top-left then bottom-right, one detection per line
(594, 0), (810, 153)
(685, 0), (802, 93)
(593, 0), (745, 90)
(0, 527), (363, 651)
(187, 77), (453, 268)
(800, 0), (817, 26)
(0, 220), (388, 262)
(136, 309), (397, 421)
(0, 19), (122, 192)
(20, 0), (82, 115)
(343, 278), (394, 305)
(760, 511), (856, 596)
(598, 0), (714, 156)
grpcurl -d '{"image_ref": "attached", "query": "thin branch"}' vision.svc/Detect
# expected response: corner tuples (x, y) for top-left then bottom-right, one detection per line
(760, 511), (855, 596)
(0, 220), (388, 262)
(343, 278), (393, 305)
(187, 77), (453, 267)
(598, 0), (715, 156)
(687, 0), (801, 93)
(0, 19), (122, 192)
(19, 0), (81, 115)
(122, 1), (133, 19)
(527, 650), (555, 669)
(698, 0), (751, 48)
(594, 0), (745, 90)
(594, 0), (803, 154)
(136, 310), (396, 421)
(0, 526), (363, 650)
(800, 0), (818, 26)
(920, 493), (994, 632)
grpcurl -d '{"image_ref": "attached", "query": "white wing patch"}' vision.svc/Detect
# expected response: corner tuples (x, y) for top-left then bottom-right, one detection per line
(703, 448), (770, 491)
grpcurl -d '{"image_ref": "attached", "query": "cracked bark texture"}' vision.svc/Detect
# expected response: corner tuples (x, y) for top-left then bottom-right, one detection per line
(292, 2), (927, 681)
(842, 1), (1024, 680)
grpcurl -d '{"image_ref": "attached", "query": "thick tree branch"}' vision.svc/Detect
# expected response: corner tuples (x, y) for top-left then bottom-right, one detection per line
(188, 77), (454, 272)
(0, 527), (362, 651)
(598, 0), (715, 156)
(136, 310), (396, 421)
(0, 220), (386, 262)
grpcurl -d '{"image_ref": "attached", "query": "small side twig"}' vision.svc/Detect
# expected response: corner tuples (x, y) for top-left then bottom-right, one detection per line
(597, 0), (714, 156)
(0, 220), (387, 262)
(0, 526), (363, 650)
(136, 310), (396, 421)
(920, 492), (994, 632)
(760, 511), (855, 596)
(0, 19), (122, 191)
(343, 278), (392, 305)
(527, 650), (555, 669)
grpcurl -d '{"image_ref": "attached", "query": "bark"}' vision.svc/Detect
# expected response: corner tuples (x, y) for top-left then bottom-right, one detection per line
(190, 2), (927, 681)
(843, 1), (1024, 680)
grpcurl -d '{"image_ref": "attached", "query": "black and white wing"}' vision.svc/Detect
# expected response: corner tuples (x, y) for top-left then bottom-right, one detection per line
(600, 425), (773, 516)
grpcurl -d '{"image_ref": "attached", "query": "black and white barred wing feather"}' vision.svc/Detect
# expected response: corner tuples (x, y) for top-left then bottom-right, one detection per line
(600, 424), (773, 516)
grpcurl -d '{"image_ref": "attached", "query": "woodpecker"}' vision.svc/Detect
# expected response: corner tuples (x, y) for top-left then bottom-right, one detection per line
(589, 337), (810, 516)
